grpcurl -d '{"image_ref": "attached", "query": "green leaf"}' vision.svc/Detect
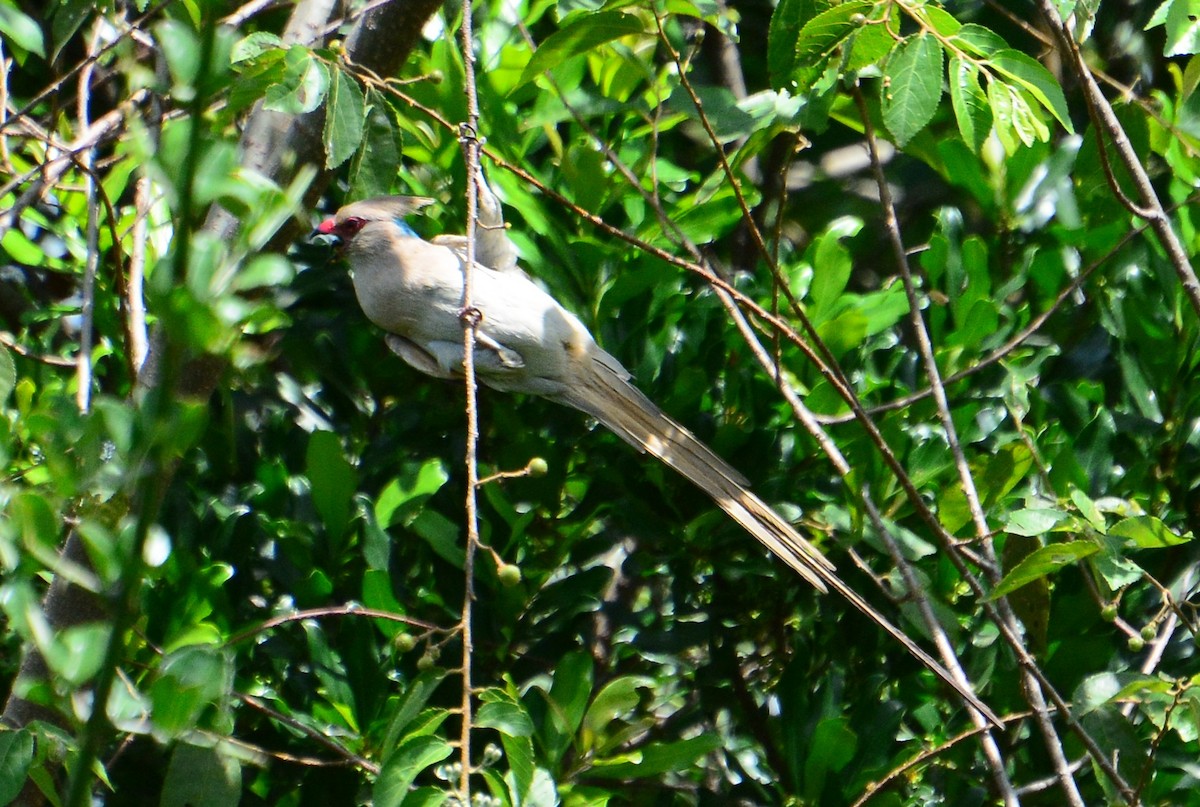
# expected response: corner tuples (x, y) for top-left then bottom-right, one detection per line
(150, 646), (233, 740)
(843, 19), (894, 72)
(882, 33), (943, 147)
(1160, 0), (1200, 55)
(476, 700), (535, 738)
(550, 651), (593, 736)
(375, 459), (450, 528)
(232, 254), (294, 291)
(948, 56), (992, 153)
(306, 430), (358, 537)
(804, 717), (858, 802)
(989, 540), (1099, 599)
(951, 23), (1007, 57)
(500, 733), (537, 804)
(231, 31), (283, 62)
(1109, 516), (1194, 548)
(161, 743), (241, 807)
(988, 49), (1073, 132)
(0, 3), (45, 57)
(1117, 352), (1163, 423)
(583, 675), (653, 736)
(263, 46), (328, 114)
(0, 729), (34, 805)
(374, 736), (453, 807)
(986, 78), (1019, 154)
(809, 222), (854, 319)
(324, 69), (366, 169)
(50, 0), (92, 61)
(1006, 507), (1070, 537)
(359, 499), (394, 573)
(382, 670), (448, 751)
(409, 510), (465, 568)
(56, 624), (110, 686)
(516, 12), (644, 90)
(591, 734), (722, 777)
(1070, 487), (1107, 532)
(0, 345), (14, 405)
(792, 0), (872, 88)
(349, 97), (401, 199)
(768, 0), (831, 87)
(918, 4), (961, 38)
(155, 19), (204, 97)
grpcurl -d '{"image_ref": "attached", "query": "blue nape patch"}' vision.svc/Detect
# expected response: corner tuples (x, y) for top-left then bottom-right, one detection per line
(394, 219), (419, 238)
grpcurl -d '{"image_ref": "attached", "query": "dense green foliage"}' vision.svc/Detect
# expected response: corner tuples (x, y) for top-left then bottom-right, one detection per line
(2, 0), (1200, 804)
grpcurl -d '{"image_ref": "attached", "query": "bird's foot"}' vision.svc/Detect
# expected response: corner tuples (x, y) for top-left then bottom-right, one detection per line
(458, 305), (483, 328)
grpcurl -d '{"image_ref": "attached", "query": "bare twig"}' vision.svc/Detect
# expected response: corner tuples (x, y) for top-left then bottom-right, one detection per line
(224, 604), (446, 647)
(1035, 0), (1200, 319)
(457, 0), (484, 801)
(850, 709), (1036, 807)
(238, 693), (379, 773)
(127, 174), (152, 372)
(76, 23), (102, 414)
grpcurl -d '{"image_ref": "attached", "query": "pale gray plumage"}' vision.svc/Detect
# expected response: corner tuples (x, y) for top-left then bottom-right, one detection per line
(317, 193), (1000, 727)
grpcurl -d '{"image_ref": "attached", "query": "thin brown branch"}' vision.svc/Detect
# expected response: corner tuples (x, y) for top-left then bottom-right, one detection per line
(1035, 0), (1200, 320)
(457, 0), (484, 801)
(850, 709), (1036, 807)
(237, 693), (379, 774)
(224, 604), (447, 647)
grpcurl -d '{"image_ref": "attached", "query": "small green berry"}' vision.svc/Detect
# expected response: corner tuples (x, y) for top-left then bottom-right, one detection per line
(526, 457), (549, 477)
(394, 633), (417, 653)
(417, 653), (436, 671)
(1140, 624), (1157, 642)
(1127, 636), (1145, 653)
(1100, 604), (1118, 622)
(497, 563), (523, 587)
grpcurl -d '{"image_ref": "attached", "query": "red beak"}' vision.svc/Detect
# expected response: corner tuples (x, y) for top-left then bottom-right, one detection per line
(317, 218), (337, 234)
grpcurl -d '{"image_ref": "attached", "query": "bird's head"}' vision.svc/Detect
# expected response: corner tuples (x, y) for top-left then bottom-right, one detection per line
(317, 195), (435, 243)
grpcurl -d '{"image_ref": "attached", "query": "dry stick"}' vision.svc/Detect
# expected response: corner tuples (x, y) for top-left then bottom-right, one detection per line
(859, 492), (1019, 805)
(0, 6), (151, 133)
(1035, 0), (1200, 319)
(456, 0), (484, 800)
(238, 693), (380, 774)
(852, 86), (1086, 807)
(224, 604), (446, 647)
(128, 174), (152, 372)
(849, 709), (1036, 807)
(0, 97), (138, 239)
(76, 25), (102, 415)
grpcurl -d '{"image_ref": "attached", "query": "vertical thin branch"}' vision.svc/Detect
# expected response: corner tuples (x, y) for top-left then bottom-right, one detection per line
(1034, 0), (1200, 320)
(852, 86), (1086, 807)
(127, 174), (152, 373)
(456, 0), (483, 801)
(76, 25), (101, 414)
(860, 492), (1019, 805)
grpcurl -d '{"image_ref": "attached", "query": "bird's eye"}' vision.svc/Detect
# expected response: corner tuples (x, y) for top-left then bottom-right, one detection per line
(344, 217), (366, 234)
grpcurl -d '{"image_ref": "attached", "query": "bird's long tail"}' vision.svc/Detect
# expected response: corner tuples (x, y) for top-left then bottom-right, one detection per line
(553, 360), (1002, 728)
(553, 360), (834, 592)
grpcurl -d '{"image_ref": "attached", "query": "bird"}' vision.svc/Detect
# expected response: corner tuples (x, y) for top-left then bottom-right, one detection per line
(316, 187), (1001, 728)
